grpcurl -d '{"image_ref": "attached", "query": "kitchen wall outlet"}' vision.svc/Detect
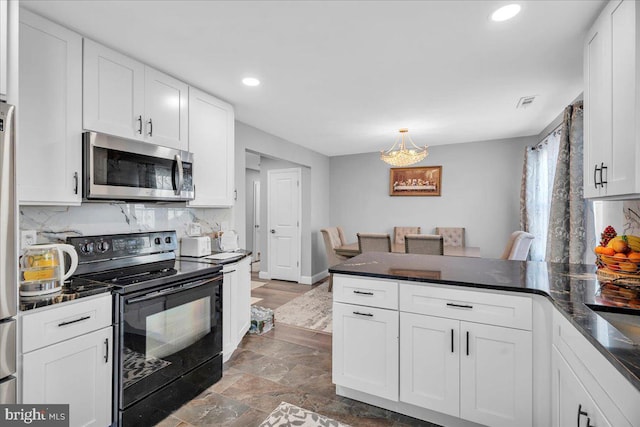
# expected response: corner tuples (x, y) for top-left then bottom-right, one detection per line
(220, 221), (229, 232)
(21, 230), (37, 249)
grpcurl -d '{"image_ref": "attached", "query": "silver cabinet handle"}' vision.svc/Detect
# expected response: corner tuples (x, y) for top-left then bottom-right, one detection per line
(353, 311), (373, 317)
(353, 290), (374, 295)
(447, 302), (473, 309)
(58, 315), (91, 327)
(73, 172), (78, 195)
(137, 115), (143, 134)
(104, 338), (109, 363)
(147, 118), (153, 136)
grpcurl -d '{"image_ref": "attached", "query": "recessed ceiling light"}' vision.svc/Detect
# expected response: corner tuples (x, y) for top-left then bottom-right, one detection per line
(491, 4), (521, 22)
(242, 77), (260, 87)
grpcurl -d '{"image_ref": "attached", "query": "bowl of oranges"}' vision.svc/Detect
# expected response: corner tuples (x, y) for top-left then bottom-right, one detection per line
(594, 234), (640, 275)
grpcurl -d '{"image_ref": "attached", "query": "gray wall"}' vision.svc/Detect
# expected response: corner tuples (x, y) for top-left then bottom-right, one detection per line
(329, 136), (536, 258)
(234, 121), (330, 283)
(245, 167), (260, 258)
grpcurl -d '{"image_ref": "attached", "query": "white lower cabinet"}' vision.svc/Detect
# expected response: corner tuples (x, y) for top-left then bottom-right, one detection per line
(21, 294), (113, 427)
(551, 348), (612, 427)
(22, 327), (112, 427)
(333, 302), (399, 401)
(459, 322), (532, 427)
(222, 256), (252, 362)
(400, 312), (532, 427)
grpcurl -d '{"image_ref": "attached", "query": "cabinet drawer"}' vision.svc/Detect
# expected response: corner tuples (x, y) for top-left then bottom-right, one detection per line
(333, 275), (398, 309)
(399, 283), (532, 330)
(22, 293), (112, 353)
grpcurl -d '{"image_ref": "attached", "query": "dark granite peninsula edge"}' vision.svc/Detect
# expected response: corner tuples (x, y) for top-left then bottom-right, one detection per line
(20, 278), (113, 312)
(329, 252), (640, 392)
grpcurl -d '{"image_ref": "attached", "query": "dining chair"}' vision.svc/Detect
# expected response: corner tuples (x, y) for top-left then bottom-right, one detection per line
(500, 231), (535, 261)
(435, 227), (465, 247)
(321, 227), (349, 292)
(357, 233), (392, 253)
(393, 226), (421, 245)
(405, 234), (444, 255)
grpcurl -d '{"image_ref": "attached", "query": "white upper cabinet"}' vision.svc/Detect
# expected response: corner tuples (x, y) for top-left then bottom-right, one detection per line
(584, 0), (640, 199)
(83, 39), (188, 151)
(18, 10), (82, 205)
(187, 86), (235, 207)
(144, 67), (188, 149)
(0, 0), (7, 100)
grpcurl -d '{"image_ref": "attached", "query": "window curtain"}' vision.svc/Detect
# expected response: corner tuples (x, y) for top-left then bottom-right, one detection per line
(519, 127), (561, 261)
(546, 101), (588, 264)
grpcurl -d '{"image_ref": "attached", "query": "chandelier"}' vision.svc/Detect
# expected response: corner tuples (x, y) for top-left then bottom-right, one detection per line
(380, 128), (429, 167)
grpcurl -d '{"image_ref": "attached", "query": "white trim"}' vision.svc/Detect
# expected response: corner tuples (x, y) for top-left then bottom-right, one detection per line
(258, 270), (270, 280)
(298, 276), (314, 285)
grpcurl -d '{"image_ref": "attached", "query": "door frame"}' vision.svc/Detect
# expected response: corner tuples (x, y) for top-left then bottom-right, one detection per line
(252, 180), (261, 262)
(267, 167), (302, 283)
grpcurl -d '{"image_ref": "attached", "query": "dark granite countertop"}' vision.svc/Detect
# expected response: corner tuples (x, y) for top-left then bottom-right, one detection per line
(329, 252), (640, 392)
(20, 277), (113, 312)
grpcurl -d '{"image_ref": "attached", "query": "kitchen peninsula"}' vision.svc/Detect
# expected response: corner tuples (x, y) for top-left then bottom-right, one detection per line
(329, 252), (640, 427)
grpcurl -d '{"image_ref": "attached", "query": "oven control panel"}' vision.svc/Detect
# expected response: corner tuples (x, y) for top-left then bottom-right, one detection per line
(68, 231), (178, 262)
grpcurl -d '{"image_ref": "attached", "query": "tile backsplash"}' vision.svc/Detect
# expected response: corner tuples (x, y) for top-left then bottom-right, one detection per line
(624, 200), (640, 235)
(20, 203), (232, 251)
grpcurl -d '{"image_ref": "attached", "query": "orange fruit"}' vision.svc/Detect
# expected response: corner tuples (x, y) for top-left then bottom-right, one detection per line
(619, 262), (638, 273)
(595, 246), (605, 254)
(613, 253), (628, 262)
(612, 239), (629, 253)
(601, 247), (616, 256)
(628, 252), (640, 263)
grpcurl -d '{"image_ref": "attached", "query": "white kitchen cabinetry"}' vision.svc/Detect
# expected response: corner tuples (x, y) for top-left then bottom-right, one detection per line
(18, 11), (82, 205)
(187, 87), (235, 207)
(584, 0), (640, 199)
(552, 309), (638, 427)
(333, 276), (399, 401)
(399, 284), (533, 427)
(0, 0), (7, 100)
(21, 294), (112, 427)
(83, 39), (188, 151)
(222, 256), (251, 362)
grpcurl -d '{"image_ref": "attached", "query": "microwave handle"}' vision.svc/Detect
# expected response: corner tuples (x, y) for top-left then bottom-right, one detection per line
(174, 154), (184, 195)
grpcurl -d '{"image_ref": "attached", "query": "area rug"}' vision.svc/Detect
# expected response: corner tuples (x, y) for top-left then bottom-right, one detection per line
(259, 402), (350, 427)
(274, 281), (332, 333)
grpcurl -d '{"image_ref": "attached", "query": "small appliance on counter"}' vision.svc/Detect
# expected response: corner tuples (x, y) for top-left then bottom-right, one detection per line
(216, 230), (239, 252)
(181, 236), (211, 257)
(19, 244), (78, 296)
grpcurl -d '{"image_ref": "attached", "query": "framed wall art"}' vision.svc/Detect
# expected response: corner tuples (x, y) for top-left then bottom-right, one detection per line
(389, 166), (442, 196)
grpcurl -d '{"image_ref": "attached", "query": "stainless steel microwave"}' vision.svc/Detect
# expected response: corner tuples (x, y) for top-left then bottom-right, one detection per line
(83, 132), (194, 202)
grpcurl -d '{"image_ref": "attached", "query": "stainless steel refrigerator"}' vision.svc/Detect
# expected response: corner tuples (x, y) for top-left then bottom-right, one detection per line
(0, 102), (16, 404)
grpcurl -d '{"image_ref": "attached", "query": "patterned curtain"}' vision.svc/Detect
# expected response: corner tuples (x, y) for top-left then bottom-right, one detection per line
(546, 101), (587, 264)
(520, 128), (561, 261)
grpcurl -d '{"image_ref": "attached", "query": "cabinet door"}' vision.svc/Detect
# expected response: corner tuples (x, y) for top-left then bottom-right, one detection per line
(0, 0), (7, 99)
(22, 327), (112, 427)
(551, 348), (613, 427)
(609, 0), (636, 196)
(83, 39), (145, 140)
(399, 312), (459, 417)
(18, 11), (82, 205)
(144, 66), (188, 150)
(459, 322), (532, 427)
(332, 302), (398, 401)
(584, 4), (612, 199)
(235, 256), (252, 339)
(222, 267), (237, 362)
(187, 87), (235, 207)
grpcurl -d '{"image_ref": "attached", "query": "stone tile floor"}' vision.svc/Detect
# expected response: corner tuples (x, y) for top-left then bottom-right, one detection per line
(155, 278), (440, 427)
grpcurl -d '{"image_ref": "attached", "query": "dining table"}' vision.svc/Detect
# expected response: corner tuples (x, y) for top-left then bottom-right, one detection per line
(334, 242), (481, 258)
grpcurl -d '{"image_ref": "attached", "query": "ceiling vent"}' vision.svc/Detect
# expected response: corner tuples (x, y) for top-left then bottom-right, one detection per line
(517, 96), (536, 109)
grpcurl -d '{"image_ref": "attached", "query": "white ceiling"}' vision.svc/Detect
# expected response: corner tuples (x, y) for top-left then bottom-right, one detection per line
(22, 0), (605, 157)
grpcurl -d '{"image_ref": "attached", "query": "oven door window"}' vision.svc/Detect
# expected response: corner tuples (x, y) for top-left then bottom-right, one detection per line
(122, 278), (221, 408)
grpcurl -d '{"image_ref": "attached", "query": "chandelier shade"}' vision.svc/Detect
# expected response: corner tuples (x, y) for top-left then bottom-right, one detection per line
(380, 128), (429, 167)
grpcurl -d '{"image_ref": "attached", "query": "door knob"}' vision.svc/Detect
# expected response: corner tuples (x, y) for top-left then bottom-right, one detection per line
(270, 229), (276, 234)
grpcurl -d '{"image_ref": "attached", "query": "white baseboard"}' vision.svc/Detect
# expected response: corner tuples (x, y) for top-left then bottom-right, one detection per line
(311, 270), (329, 285)
(258, 271), (270, 280)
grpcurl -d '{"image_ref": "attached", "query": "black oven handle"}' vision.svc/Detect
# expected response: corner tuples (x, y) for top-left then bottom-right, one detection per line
(125, 274), (222, 304)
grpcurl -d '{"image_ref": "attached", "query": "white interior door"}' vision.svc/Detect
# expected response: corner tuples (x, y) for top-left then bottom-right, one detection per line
(252, 180), (261, 262)
(268, 168), (300, 282)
